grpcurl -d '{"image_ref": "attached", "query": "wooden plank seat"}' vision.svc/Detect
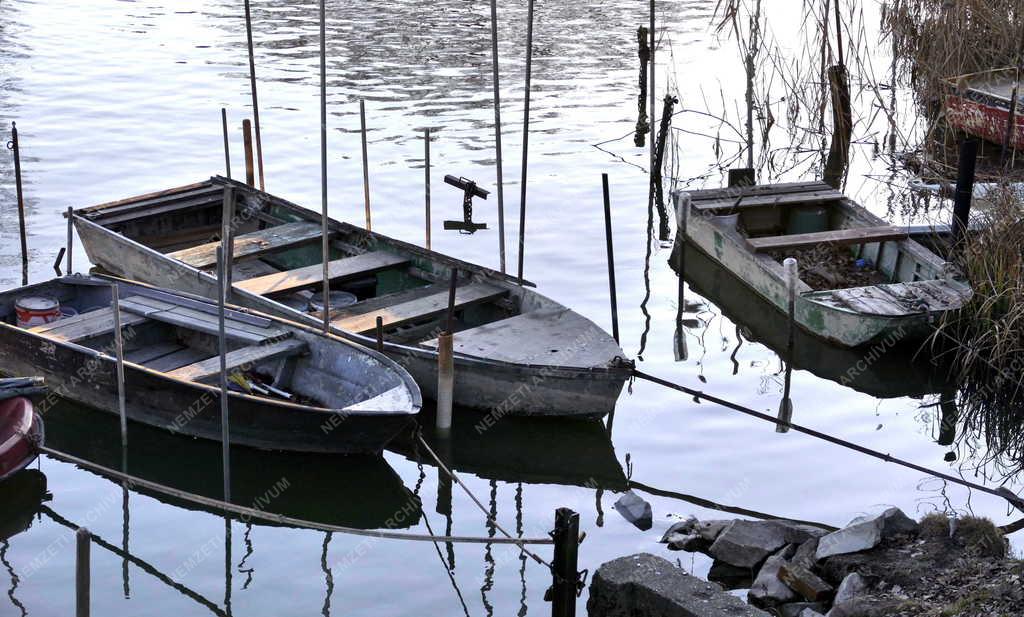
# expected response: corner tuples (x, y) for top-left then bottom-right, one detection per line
(332, 282), (507, 335)
(692, 188), (844, 213)
(167, 338), (308, 383)
(685, 181), (834, 203)
(28, 307), (148, 343)
(118, 295), (288, 344)
(235, 251), (410, 296)
(747, 226), (907, 253)
(168, 221), (323, 269)
(323, 283), (448, 320)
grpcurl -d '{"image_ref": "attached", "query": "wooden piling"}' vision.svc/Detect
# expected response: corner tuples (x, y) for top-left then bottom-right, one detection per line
(635, 26), (650, 147)
(216, 246), (231, 501)
(424, 128), (432, 250)
(550, 508), (580, 617)
(673, 192), (689, 361)
(76, 527), (91, 617)
(375, 316), (384, 353)
(66, 206), (74, 275)
(242, 119), (255, 187)
(649, 0), (656, 178)
(110, 284), (128, 447)
(489, 0), (507, 274)
(243, 0), (265, 190)
(824, 64), (852, 189)
(437, 270), (459, 433)
(221, 108), (232, 179)
(601, 174), (620, 344)
(778, 257), (797, 433)
(951, 139), (978, 248)
(318, 0), (331, 334)
(360, 99), (371, 231)
(516, 0), (535, 284)
(11, 122), (28, 286)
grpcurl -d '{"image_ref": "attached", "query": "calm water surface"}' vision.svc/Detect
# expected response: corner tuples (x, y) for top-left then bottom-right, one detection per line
(1, 1), (1020, 615)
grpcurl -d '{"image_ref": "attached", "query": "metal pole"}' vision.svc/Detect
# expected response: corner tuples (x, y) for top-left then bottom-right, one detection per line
(76, 527), (91, 617)
(649, 0), (656, 182)
(375, 316), (384, 353)
(516, 0), (535, 284)
(216, 246), (231, 502)
(550, 508), (580, 617)
(319, 0), (331, 334)
(243, 0), (265, 190)
(424, 127), (431, 250)
(11, 122), (28, 286)
(110, 284), (128, 448)
(778, 257), (797, 433)
(951, 139), (978, 248)
(360, 99), (371, 231)
(221, 108), (232, 179)
(242, 119), (255, 187)
(437, 270), (458, 434)
(66, 206), (74, 275)
(601, 174), (619, 344)
(489, 0), (506, 274)
(221, 187), (235, 299)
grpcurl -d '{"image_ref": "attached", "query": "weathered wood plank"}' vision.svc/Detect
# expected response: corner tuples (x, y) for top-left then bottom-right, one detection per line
(168, 221), (323, 269)
(692, 189), (844, 212)
(324, 283), (447, 320)
(235, 251), (409, 296)
(832, 288), (909, 316)
(167, 338), (308, 383)
(685, 181), (833, 202)
(92, 191), (225, 226)
(75, 182), (216, 218)
(748, 226), (907, 252)
(125, 342), (184, 364)
(118, 299), (286, 344)
(145, 347), (213, 372)
(332, 283), (507, 334)
(29, 307), (148, 342)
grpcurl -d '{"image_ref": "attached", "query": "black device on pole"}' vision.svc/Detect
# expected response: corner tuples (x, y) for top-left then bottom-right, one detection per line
(443, 175), (489, 233)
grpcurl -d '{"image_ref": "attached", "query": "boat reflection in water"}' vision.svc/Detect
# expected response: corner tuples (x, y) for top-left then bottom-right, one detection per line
(670, 241), (944, 399)
(1, 469), (49, 542)
(43, 400), (420, 530)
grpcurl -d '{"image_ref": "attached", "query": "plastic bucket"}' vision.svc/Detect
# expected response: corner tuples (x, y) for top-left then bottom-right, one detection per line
(15, 297), (61, 328)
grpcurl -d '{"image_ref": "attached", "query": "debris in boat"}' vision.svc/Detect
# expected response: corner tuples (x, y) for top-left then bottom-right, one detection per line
(770, 244), (886, 292)
(613, 490), (652, 531)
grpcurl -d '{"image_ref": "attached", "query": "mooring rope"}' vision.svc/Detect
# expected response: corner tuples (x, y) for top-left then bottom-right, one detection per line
(39, 446), (554, 546)
(632, 370), (1024, 516)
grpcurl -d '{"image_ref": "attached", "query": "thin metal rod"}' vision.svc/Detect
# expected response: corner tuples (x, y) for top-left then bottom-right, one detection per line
(489, 0), (506, 274)
(319, 0), (330, 334)
(243, 0), (264, 190)
(221, 108), (232, 179)
(360, 99), (371, 231)
(11, 122), (27, 286)
(601, 174), (619, 344)
(110, 285), (128, 447)
(424, 127), (431, 250)
(66, 206), (74, 275)
(216, 246), (231, 502)
(516, 0), (535, 284)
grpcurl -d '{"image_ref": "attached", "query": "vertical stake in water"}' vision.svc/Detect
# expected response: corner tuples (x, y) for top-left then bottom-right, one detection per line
(550, 508), (580, 617)
(243, 0), (265, 190)
(360, 99), (371, 231)
(516, 0), (535, 284)
(951, 139), (978, 249)
(318, 0), (331, 334)
(216, 246), (232, 501)
(66, 206), (75, 275)
(601, 174), (619, 344)
(489, 0), (506, 274)
(673, 192), (689, 361)
(11, 122), (28, 286)
(242, 119), (255, 188)
(221, 108), (232, 179)
(424, 127), (432, 250)
(76, 527), (90, 617)
(436, 269), (458, 433)
(777, 257), (797, 433)
(110, 284), (128, 447)
(221, 186), (236, 298)
(649, 0), (656, 179)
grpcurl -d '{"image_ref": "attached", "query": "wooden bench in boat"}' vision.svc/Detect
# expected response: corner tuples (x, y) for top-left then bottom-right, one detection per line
(168, 221), (323, 269)
(28, 307), (148, 343)
(685, 181), (835, 202)
(235, 251), (409, 296)
(805, 280), (970, 316)
(166, 338), (308, 383)
(691, 188), (844, 213)
(118, 295), (288, 344)
(746, 226), (908, 253)
(332, 283), (507, 335)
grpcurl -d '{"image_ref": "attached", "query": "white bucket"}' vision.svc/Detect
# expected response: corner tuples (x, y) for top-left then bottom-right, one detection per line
(16, 296), (62, 328)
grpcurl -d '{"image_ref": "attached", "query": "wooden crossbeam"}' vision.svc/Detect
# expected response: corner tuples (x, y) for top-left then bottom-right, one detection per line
(332, 283), (507, 335)
(29, 307), (148, 343)
(235, 251), (409, 296)
(747, 226), (907, 253)
(167, 339), (308, 383)
(168, 221), (322, 269)
(692, 189), (844, 212)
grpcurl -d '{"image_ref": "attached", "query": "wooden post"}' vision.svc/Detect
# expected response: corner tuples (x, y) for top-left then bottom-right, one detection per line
(824, 64), (852, 189)
(673, 192), (689, 361)
(601, 174), (619, 344)
(110, 284), (128, 447)
(76, 527), (90, 617)
(424, 128), (432, 250)
(11, 122), (28, 286)
(318, 0), (331, 334)
(221, 108), (232, 179)
(360, 99), (371, 231)
(951, 139), (978, 248)
(242, 119), (255, 187)
(516, 0), (535, 284)
(216, 246), (231, 502)
(649, 0), (656, 179)
(778, 257), (797, 433)
(66, 206), (74, 275)
(550, 508), (580, 617)
(436, 270), (458, 433)
(489, 0), (507, 274)
(221, 186), (236, 299)
(375, 316), (384, 353)
(243, 0), (265, 190)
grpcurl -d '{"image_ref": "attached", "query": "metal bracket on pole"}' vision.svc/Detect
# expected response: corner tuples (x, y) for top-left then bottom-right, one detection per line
(443, 175), (489, 233)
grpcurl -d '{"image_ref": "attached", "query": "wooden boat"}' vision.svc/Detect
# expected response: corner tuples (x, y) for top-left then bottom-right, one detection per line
(944, 68), (1024, 150)
(0, 396), (43, 481)
(674, 181), (972, 348)
(71, 177), (630, 418)
(0, 274), (420, 454)
(0, 376), (47, 401)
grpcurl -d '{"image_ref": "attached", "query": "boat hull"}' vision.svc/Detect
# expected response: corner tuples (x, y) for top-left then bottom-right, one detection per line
(946, 93), (1024, 150)
(0, 397), (42, 481)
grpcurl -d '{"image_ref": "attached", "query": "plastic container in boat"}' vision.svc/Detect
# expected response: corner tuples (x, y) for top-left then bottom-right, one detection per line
(307, 291), (358, 314)
(15, 297), (61, 328)
(786, 206), (829, 235)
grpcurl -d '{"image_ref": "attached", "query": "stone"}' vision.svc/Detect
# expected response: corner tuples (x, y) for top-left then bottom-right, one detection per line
(695, 519), (731, 543)
(586, 553), (771, 617)
(710, 520), (826, 569)
(659, 518), (730, 549)
(792, 538), (820, 568)
(800, 610), (827, 617)
(778, 564), (834, 602)
(833, 572), (869, 605)
(816, 508), (917, 560)
(664, 533), (706, 552)
(748, 554), (798, 608)
(707, 560), (753, 590)
(660, 517), (698, 542)
(613, 491), (652, 531)
(778, 603), (828, 617)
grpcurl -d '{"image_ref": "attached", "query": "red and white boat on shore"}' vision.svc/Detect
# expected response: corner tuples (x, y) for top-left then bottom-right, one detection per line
(944, 68), (1024, 150)
(0, 393), (44, 482)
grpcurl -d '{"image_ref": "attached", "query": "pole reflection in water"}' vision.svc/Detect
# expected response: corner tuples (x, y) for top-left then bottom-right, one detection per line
(238, 523), (254, 590)
(1, 540), (27, 617)
(320, 532), (333, 617)
(224, 517), (233, 617)
(480, 480), (497, 617)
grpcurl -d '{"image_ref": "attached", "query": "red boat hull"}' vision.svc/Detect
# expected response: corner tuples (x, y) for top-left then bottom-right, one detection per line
(0, 397), (43, 481)
(946, 94), (1024, 150)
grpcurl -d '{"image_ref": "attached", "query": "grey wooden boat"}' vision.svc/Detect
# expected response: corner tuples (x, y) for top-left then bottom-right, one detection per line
(674, 181), (973, 348)
(0, 274), (420, 454)
(71, 177), (630, 418)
